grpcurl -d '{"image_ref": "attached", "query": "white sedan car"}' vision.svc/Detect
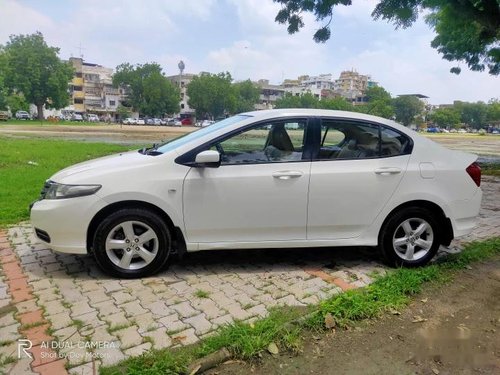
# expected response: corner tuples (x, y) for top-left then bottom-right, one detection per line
(31, 109), (482, 278)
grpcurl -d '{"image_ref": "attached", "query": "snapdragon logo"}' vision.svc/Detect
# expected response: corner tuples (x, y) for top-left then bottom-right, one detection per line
(18, 339), (33, 359)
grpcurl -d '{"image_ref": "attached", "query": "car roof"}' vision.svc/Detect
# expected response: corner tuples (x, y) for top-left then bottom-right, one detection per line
(240, 108), (411, 131)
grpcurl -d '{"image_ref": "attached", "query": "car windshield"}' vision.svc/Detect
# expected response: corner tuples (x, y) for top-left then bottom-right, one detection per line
(155, 114), (251, 154)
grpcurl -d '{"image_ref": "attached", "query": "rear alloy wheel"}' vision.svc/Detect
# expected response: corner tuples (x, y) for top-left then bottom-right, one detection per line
(93, 208), (171, 278)
(380, 208), (440, 267)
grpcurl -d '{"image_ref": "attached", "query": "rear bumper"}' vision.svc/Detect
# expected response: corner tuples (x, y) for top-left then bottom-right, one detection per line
(449, 188), (483, 238)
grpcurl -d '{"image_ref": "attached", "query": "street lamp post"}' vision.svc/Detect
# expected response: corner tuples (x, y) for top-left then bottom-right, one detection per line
(178, 60), (185, 116)
(178, 60), (185, 90)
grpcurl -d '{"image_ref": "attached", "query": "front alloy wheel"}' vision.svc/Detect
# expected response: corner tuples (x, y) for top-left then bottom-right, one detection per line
(105, 221), (159, 270)
(93, 208), (171, 278)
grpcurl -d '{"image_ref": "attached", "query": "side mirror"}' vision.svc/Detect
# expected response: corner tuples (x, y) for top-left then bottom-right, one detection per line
(194, 150), (220, 168)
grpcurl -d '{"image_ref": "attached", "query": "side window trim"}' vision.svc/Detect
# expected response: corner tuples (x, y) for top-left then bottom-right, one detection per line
(175, 117), (313, 167)
(313, 117), (413, 161)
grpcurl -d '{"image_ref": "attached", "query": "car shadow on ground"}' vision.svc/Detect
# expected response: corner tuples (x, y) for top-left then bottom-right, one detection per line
(40, 245), (385, 281)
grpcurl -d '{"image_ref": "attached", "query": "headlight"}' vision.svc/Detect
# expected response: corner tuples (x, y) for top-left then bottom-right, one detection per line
(44, 182), (101, 199)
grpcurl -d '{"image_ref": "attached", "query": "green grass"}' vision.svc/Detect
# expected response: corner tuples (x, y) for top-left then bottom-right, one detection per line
(0, 137), (131, 227)
(100, 238), (500, 375)
(481, 162), (500, 176)
(193, 289), (210, 299)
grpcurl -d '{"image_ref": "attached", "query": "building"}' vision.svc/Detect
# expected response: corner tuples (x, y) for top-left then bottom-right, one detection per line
(166, 73), (197, 116)
(254, 79), (285, 110)
(333, 70), (378, 103)
(66, 57), (125, 120)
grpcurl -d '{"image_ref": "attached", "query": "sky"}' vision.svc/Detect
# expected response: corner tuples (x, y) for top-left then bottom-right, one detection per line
(0, 0), (498, 105)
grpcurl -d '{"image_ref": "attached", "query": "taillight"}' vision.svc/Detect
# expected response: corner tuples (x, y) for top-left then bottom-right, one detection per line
(466, 162), (481, 187)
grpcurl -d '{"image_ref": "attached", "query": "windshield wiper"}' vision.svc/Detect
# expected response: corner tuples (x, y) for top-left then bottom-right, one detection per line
(139, 143), (163, 156)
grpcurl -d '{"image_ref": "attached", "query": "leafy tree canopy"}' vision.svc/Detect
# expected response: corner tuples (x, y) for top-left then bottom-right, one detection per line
(2, 32), (74, 119)
(356, 86), (395, 118)
(392, 95), (425, 126)
(456, 101), (489, 128)
(428, 106), (461, 127)
(113, 62), (180, 117)
(233, 80), (261, 113)
(274, 0), (500, 74)
(0, 50), (7, 110)
(187, 72), (236, 119)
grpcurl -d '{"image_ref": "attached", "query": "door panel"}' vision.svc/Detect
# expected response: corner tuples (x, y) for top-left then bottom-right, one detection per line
(183, 162), (311, 243)
(182, 118), (311, 244)
(307, 155), (410, 240)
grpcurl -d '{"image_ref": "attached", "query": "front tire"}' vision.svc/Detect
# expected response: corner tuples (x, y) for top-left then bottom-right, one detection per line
(379, 207), (440, 267)
(93, 208), (171, 278)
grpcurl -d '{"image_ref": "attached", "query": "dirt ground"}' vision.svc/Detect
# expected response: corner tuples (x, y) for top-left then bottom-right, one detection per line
(208, 258), (500, 375)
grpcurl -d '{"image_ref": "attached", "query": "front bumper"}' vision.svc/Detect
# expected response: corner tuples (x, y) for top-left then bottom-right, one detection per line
(30, 194), (107, 254)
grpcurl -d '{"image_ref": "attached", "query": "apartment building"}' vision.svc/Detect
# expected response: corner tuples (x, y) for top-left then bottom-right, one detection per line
(166, 73), (197, 115)
(333, 70), (378, 103)
(67, 57), (124, 119)
(255, 79), (286, 110)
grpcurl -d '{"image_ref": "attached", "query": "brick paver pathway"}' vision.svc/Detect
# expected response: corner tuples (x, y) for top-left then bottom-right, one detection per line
(0, 177), (498, 374)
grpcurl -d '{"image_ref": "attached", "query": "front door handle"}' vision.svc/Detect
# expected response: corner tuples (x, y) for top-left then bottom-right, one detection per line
(272, 171), (303, 180)
(374, 167), (402, 175)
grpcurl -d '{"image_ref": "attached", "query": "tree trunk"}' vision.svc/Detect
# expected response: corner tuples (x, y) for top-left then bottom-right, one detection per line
(36, 103), (44, 120)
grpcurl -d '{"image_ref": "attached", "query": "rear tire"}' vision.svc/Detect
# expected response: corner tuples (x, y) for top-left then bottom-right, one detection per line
(93, 208), (171, 278)
(379, 207), (440, 267)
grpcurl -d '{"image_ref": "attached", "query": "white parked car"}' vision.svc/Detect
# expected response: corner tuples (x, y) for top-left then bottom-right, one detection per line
(122, 118), (136, 125)
(201, 119), (215, 128)
(136, 118), (145, 125)
(87, 114), (99, 122)
(15, 111), (31, 120)
(30, 109), (482, 278)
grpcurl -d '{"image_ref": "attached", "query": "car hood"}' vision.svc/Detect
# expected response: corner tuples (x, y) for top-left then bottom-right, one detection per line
(51, 150), (156, 183)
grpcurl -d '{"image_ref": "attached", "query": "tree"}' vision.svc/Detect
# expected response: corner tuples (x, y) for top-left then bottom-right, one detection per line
(2, 32), (74, 119)
(392, 95), (425, 126)
(116, 104), (132, 121)
(487, 98), (500, 124)
(113, 63), (180, 117)
(319, 96), (352, 110)
(275, 92), (320, 108)
(0, 49), (7, 110)
(233, 80), (260, 113)
(458, 101), (489, 128)
(6, 93), (29, 114)
(187, 72), (236, 119)
(274, 0), (500, 75)
(356, 86), (394, 119)
(429, 107), (461, 128)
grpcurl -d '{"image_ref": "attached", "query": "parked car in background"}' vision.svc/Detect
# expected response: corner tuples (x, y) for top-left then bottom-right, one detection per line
(15, 110), (30, 120)
(153, 118), (162, 126)
(30, 109), (482, 278)
(201, 119), (214, 127)
(71, 113), (83, 122)
(136, 118), (145, 125)
(160, 118), (167, 126)
(458, 129), (467, 133)
(87, 114), (99, 122)
(172, 118), (182, 127)
(181, 118), (193, 126)
(122, 118), (136, 125)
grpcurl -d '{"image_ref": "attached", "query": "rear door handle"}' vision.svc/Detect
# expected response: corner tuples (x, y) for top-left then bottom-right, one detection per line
(272, 171), (303, 180)
(374, 167), (402, 175)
